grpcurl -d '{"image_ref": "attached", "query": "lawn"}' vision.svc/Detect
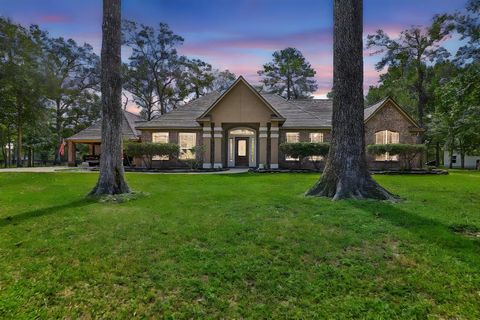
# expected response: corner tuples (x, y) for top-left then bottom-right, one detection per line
(0, 171), (479, 319)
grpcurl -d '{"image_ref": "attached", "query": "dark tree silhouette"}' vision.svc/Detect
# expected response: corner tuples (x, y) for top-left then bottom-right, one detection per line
(90, 0), (130, 195)
(306, 0), (394, 200)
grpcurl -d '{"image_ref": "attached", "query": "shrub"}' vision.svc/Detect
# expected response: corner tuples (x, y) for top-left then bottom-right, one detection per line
(125, 142), (180, 169)
(367, 144), (427, 170)
(280, 142), (330, 168)
(183, 145), (207, 170)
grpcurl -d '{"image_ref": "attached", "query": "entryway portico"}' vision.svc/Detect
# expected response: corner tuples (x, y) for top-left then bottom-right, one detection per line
(197, 77), (284, 169)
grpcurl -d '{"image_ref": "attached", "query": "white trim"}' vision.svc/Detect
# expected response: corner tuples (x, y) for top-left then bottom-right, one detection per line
(213, 134), (223, 138)
(202, 133), (212, 138)
(270, 164), (279, 169)
(202, 163), (212, 169)
(214, 127), (223, 132)
(270, 134), (279, 138)
(259, 134), (268, 138)
(213, 163), (223, 168)
(259, 127), (268, 132)
(270, 127), (279, 132)
(203, 127), (211, 132)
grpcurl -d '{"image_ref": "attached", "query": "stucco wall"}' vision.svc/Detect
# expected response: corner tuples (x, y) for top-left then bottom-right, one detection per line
(208, 81), (274, 124)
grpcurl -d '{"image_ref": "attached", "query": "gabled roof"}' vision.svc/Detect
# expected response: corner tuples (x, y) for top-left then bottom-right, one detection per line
(134, 77), (421, 131)
(66, 110), (143, 142)
(196, 76), (285, 121)
(364, 96), (422, 128)
(136, 92), (222, 129)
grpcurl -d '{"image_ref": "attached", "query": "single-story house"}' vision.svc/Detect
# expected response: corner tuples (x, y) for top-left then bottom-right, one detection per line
(67, 76), (424, 169)
(444, 151), (480, 169)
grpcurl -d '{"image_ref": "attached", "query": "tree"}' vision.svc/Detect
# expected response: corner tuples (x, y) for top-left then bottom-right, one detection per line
(431, 64), (480, 168)
(37, 32), (100, 164)
(454, 0), (480, 64)
(258, 47), (318, 100)
(179, 58), (214, 99)
(123, 61), (158, 120)
(366, 16), (454, 136)
(306, 0), (394, 200)
(0, 18), (47, 167)
(90, 0), (130, 195)
(211, 69), (236, 92)
(122, 20), (185, 115)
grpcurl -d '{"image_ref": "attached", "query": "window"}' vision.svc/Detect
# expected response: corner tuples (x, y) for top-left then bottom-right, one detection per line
(310, 132), (324, 161)
(451, 155), (457, 164)
(285, 132), (300, 161)
(374, 130), (399, 161)
(230, 129), (255, 135)
(238, 140), (247, 156)
(152, 132), (169, 160)
(286, 132), (300, 143)
(179, 133), (196, 160)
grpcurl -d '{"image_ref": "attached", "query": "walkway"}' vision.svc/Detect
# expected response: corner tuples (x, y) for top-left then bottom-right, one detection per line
(0, 167), (250, 174)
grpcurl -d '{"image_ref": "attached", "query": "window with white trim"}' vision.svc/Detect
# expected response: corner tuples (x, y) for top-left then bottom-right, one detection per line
(285, 132), (300, 161)
(152, 132), (169, 160)
(309, 132), (324, 161)
(179, 133), (196, 160)
(375, 130), (399, 161)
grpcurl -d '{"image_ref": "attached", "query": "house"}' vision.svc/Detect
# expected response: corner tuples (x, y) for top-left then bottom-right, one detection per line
(135, 77), (424, 169)
(444, 151), (480, 169)
(67, 76), (424, 169)
(66, 110), (142, 166)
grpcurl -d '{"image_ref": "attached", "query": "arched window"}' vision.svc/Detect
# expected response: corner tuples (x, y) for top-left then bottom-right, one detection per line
(375, 130), (399, 161)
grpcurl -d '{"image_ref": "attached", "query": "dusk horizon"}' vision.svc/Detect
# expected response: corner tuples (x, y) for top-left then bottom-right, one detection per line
(0, 0), (467, 104)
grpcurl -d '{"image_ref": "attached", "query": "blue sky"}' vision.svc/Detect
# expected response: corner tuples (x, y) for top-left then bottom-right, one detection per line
(0, 0), (468, 97)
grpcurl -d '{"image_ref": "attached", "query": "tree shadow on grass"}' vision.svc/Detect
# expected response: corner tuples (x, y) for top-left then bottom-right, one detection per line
(0, 198), (94, 228)
(350, 200), (480, 269)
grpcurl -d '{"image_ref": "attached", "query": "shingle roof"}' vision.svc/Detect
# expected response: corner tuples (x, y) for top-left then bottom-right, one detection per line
(67, 110), (143, 141)
(364, 98), (388, 120)
(135, 91), (399, 130)
(136, 92), (222, 129)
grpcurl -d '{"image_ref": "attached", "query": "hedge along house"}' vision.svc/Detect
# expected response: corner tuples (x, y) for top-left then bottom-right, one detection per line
(65, 110), (142, 166)
(135, 76), (424, 170)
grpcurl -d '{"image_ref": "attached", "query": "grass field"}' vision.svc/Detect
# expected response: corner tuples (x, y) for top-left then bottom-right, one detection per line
(0, 171), (479, 319)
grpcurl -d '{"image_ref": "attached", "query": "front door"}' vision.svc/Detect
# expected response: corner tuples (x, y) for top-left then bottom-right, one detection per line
(235, 137), (249, 167)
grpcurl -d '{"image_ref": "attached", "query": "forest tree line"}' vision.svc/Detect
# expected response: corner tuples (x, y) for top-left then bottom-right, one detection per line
(1, 0), (479, 168)
(0, 18), (236, 167)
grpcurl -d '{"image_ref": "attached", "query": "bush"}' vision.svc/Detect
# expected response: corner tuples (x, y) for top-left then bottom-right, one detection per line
(125, 142), (180, 169)
(280, 142), (330, 168)
(183, 145), (207, 170)
(367, 144), (426, 170)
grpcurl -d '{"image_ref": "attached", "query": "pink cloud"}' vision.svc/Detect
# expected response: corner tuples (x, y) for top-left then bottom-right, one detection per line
(38, 15), (71, 24)
(182, 28), (332, 57)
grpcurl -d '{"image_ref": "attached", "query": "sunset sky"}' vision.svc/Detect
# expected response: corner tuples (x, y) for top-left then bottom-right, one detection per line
(0, 0), (468, 99)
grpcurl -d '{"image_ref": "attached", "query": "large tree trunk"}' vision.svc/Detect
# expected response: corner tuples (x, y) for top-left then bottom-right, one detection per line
(54, 100), (62, 165)
(416, 65), (427, 130)
(306, 0), (394, 200)
(90, 0), (130, 196)
(15, 126), (22, 167)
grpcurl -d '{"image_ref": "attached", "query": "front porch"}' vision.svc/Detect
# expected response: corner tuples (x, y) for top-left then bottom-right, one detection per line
(66, 140), (101, 167)
(201, 123), (280, 169)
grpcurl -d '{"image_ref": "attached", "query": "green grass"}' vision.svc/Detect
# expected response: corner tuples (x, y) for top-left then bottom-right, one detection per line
(0, 171), (479, 319)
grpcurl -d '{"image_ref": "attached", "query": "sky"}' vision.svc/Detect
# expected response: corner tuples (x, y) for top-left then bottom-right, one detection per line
(0, 0), (468, 101)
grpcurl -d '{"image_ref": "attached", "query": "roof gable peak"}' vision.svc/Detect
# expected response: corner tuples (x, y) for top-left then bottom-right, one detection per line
(196, 76), (284, 120)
